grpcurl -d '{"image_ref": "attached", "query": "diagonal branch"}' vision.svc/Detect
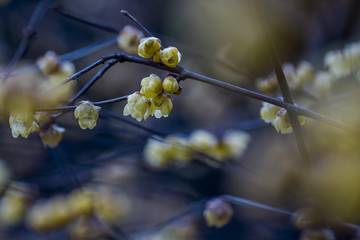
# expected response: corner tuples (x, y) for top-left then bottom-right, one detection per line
(253, 0), (310, 165)
(1, 0), (51, 83)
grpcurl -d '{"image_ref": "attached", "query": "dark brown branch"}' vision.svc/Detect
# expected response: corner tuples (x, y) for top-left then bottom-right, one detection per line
(41, 52), (356, 131)
(68, 59), (119, 106)
(41, 54), (119, 95)
(36, 95), (128, 112)
(52, 4), (121, 34)
(1, 0), (51, 83)
(121, 10), (153, 38)
(253, 0), (310, 165)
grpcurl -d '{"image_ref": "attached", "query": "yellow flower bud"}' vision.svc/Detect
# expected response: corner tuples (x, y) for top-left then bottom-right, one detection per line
(203, 198), (233, 228)
(9, 112), (39, 138)
(138, 37), (162, 58)
(74, 101), (101, 130)
(140, 74), (162, 98)
(40, 124), (65, 148)
(162, 76), (179, 94)
(123, 92), (151, 121)
(149, 93), (173, 118)
(36, 51), (61, 76)
(160, 47), (181, 67)
(117, 25), (144, 55)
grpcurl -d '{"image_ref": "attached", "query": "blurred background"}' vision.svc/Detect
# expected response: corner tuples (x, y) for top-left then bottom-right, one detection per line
(0, 0), (360, 239)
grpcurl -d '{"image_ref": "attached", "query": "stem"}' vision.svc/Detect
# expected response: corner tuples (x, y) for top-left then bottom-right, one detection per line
(53, 4), (121, 34)
(67, 59), (119, 105)
(41, 54), (118, 95)
(120, 10), (153, 38)
(1, 0), (51, 83)
(35, 95), (129, 112)
(43, 52), (356, 132)
(253, 0), (309, 165)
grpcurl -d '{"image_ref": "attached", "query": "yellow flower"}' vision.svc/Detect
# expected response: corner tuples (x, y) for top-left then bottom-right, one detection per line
(188, 129), (218, 152)
(93, 187), (130, 224)
(67, 189), (93, 217)
(40, 124), (65, 148)
(260, 102), (280, 123)
(36, 51), (61, 76)
(0, 188), (29, 226)
(260, 102), (306, 134)
(162, 76), (179, 94)
(74, 101), (101, 130)
(123, 92), (151, 121)
(138, 37), (162, 58)
(312, 71), (334, 97)
(117, 25), (144, 54)
(222, 130), (250, 159)
(140, 74), (163, 98)
(26, 195), (71, 232)
(203, 198), (233, 228)
(144, 137), (192, 168)
(149, 93), (173, 118)
(296, 61), (314, 87)
(272, 108), (293, 134)
(9, 112), (39, 138)
(160, 47), (181, 67)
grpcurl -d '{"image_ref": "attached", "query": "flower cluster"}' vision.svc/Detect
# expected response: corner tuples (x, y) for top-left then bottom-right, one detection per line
(144, 129), (250, 168)
(138, 37), (182, 68)
(203, 197), (234, 228)
(256, 40), (360, 100)
(117, 25), (144, 54)
(260, 102), (306, 134)
(26, 186), (130, 233)
(123, 74), (180, 121)
(324, 41), (360, 79)
(74, 101), (101, 130)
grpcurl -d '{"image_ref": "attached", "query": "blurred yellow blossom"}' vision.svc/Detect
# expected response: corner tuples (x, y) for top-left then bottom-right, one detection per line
(40, 124), (65, 148)
(117, 25), (144, 54)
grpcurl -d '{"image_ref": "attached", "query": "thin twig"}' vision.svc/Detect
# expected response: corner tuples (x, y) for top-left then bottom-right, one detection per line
(121, 10), (153, 38)
(253, 0), (310, 165)
(68, 58), (119, 105)
(41, 54), (119, 95)
(52, 4), (121, 34)
(35, 95), (128, 112)
(1, 0), (51, 83)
